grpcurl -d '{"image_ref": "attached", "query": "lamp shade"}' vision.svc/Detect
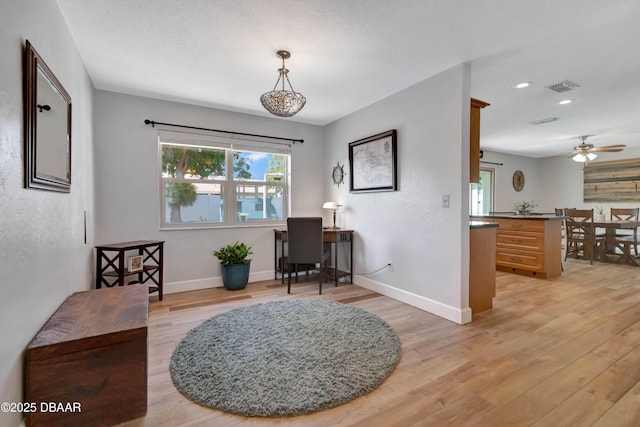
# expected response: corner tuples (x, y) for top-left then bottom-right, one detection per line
(323, 202), (338, 210)
(572, 152), (598, 162)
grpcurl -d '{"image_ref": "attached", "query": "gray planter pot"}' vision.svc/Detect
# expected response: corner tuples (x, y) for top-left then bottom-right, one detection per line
(221, 262), (251, 290)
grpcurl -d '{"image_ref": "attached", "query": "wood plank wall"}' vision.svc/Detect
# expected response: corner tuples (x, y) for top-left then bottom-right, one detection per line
(584, 158), (640, 202)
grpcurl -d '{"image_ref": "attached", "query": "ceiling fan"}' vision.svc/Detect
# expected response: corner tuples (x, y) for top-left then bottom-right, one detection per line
(570, 135), (626, 162)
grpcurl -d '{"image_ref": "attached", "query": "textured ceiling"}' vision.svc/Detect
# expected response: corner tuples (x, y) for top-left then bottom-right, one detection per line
(57, 0), (640, 158)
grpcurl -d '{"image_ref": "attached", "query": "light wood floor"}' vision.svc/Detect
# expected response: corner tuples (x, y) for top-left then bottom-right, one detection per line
(122, 259), (640, 427)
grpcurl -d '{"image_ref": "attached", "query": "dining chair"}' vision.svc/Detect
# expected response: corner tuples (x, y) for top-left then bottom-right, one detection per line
(286, 217), (328, 294)
(565, 209), (605, 265)
(555, 208), (572, 271)
(610, 207), (640, 258)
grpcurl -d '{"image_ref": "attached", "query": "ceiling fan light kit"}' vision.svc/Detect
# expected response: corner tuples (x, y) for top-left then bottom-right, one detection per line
(260, 50), (306, 118)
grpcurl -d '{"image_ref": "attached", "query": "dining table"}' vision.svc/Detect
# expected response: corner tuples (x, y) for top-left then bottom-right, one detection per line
(592, 218), (640, 265)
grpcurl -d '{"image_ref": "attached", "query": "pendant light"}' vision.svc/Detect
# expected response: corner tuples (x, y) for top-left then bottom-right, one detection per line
(260, 50), (306, 117)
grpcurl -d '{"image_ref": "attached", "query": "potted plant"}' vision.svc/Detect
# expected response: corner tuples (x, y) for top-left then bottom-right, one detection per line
(595, 205), (605, 221)
(213, 241), (253, 290)
(514, 200), (538, 215)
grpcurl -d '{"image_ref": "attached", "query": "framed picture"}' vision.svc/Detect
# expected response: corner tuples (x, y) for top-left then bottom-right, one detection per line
(348, 129), (397, 193)
(128, 255), (143, 273)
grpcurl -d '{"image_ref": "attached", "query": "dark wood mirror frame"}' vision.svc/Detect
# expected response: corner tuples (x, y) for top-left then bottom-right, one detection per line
(24, 40), (72, 192)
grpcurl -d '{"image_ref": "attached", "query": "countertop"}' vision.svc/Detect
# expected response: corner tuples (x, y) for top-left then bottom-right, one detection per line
(471, 213), (564, 221)
(470, 221), (499, 229)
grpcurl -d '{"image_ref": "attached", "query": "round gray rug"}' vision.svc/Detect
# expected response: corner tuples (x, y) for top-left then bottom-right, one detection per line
(169, 299), (401, 417)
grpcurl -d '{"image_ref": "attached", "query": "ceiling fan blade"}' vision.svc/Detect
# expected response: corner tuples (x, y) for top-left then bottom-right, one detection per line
(591, 144), (625, 149)
(590, 144), (626, 151)
(590, 148), (624, 152)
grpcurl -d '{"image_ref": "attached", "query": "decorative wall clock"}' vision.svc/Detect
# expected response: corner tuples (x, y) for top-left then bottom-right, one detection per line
(512, 170), (525, 192)
(332, 162), (345, 186)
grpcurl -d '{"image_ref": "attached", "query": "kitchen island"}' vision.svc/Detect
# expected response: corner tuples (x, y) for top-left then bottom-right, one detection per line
(470, 221), (499, 313)
(471, 213), (564, 279)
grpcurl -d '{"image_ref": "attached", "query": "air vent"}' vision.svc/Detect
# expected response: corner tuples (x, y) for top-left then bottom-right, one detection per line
(545, 80), (580, 93)
(529, 117), (559, 125)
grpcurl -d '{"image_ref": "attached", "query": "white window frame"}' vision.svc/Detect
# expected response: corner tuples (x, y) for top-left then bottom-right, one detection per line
(470, 167), (495, 215)
(158, 130), (291, 230)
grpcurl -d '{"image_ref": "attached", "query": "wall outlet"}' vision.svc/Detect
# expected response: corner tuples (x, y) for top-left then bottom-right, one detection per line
(387, 261), (393, 272)
(442, 194), (450, 208)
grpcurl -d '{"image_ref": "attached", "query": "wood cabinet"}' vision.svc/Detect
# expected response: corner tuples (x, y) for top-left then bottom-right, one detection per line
(489, 217), (562, 279)
(25, 285), (148, 426)
(95, 240), (164, 300)
(470, 222), (498, 313)
(470, 98), (490, 183)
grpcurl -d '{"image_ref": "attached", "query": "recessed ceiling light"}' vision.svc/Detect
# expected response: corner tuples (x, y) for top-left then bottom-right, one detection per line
(559, 99), (573, 105)
(513, 82), (531, 89)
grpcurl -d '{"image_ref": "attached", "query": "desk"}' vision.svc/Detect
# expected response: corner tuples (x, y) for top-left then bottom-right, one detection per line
(274, 228), (354, 285)
(593, 219), (640, 265)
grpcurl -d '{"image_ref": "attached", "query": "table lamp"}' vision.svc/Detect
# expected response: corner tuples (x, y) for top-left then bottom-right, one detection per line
(323, 202), (342, 229)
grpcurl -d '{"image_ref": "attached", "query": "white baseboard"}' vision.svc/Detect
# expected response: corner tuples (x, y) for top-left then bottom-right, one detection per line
(163, 270), (472, 324)
(354, 275), (472, 325)
(163, 269), (274, 295)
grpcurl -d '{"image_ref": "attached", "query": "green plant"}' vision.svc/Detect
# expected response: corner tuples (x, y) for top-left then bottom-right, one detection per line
(514, 200), (538, 212)
(213, 241), (253, 265)
(595, 205), (604, 215)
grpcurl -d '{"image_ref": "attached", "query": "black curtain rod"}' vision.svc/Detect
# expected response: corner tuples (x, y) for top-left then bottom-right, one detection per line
(144, 119), (304, 144)
(480, 160), (503, 166)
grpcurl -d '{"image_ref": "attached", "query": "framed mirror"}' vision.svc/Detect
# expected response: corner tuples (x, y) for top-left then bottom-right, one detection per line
(24, 40), (72, 192)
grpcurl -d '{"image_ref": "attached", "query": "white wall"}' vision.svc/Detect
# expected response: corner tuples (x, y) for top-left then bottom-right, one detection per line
(324, 64), (472, 324)
(0, 2), (95, 426)
(480, 150), (543, 211)
(93, 91), (324, 293)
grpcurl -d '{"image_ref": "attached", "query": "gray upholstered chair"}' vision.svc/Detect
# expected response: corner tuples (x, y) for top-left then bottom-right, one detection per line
(286, 217), (327, 294)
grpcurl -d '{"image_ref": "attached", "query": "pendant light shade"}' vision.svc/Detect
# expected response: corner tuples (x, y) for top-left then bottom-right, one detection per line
(260, 50), (306, 117)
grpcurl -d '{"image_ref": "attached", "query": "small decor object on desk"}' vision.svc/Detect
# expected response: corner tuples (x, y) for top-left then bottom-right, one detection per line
(515, 200), (538, 215)
(213, 241), (253, 290)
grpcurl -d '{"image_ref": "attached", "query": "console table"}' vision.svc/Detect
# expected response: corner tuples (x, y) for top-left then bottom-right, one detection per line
(25, 285), (148, 426)
(95, 240), (164, 300)
(274, 228), (354, 284)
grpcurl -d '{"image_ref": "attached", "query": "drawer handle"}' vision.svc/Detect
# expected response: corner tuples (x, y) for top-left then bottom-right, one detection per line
(511, 239), (523, 243)
(76, 377), (109, 396)
(510, 257), (523, 262)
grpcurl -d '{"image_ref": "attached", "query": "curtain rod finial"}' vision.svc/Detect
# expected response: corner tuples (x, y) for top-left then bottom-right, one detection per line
(144, 119), (155, 127)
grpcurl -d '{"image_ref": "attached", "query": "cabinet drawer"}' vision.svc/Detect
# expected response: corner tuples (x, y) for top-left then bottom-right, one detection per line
(497, 231), (544, 251)
(497, 249), (544, 270)
(26, 338), (147, 426)
(496, 219), (545, 232)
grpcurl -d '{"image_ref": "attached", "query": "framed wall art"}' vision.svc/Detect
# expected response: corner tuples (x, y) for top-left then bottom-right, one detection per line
(348, 129), (397, 193)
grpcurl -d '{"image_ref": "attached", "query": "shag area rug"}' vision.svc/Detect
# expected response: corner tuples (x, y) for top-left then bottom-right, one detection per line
(169, 299), (401, 417)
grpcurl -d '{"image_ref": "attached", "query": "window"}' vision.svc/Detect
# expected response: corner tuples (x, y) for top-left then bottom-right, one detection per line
(159, 130), (290, 229)
(470, 168), (494, 215)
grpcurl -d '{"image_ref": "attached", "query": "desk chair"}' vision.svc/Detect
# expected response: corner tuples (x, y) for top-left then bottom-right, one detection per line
(286, 217), (328, 294)
(611, 207), (639, 260)
(565, 209), (604, 265)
